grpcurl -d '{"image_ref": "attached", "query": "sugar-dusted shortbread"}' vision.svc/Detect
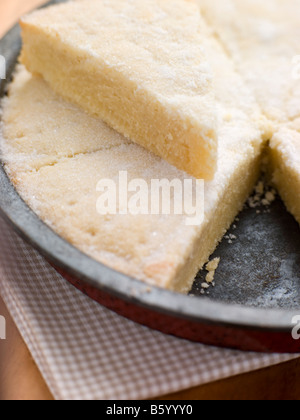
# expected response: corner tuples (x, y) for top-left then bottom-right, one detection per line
(269, 127), (300, 225)
(197, 0), (300, 229)
(20, 0), (218, 179)
(197, 0), (300, 125)
(1, 43), (264, 292)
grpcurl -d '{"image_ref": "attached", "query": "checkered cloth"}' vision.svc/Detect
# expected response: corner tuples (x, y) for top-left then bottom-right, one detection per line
(0, 217), (297, 400)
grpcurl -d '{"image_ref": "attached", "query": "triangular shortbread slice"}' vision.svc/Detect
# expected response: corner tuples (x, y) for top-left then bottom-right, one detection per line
(197, 0), (300, 125)
(1, 23), (265, 292)
(0, 65), (131, 173)
(20, 0), (218, 180)
(269, 127), (300, 225)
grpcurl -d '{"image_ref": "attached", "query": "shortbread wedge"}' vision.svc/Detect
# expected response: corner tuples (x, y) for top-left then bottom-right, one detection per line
(1, 41), (264, 292)
(0, 65), (130, 174)
(20, 0), (218, 180)
(197, 0), (300, 125)
(269, 127), (300, 225)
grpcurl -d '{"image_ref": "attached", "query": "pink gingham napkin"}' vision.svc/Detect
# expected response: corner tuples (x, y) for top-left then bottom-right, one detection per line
(0, 216), (297, 400)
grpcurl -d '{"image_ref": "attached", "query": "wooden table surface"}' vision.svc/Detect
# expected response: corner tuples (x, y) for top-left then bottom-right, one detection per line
(1, 0), (300, 401)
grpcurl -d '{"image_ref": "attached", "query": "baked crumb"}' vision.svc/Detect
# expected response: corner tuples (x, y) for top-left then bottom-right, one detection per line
(255, 181), (264, 195)
(265, 191), (276, 203)
(206, 257), (220, 272)
(247, 181), (277, 209)
(199, 257), (221, 294)
(206, 271), (215, 284)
